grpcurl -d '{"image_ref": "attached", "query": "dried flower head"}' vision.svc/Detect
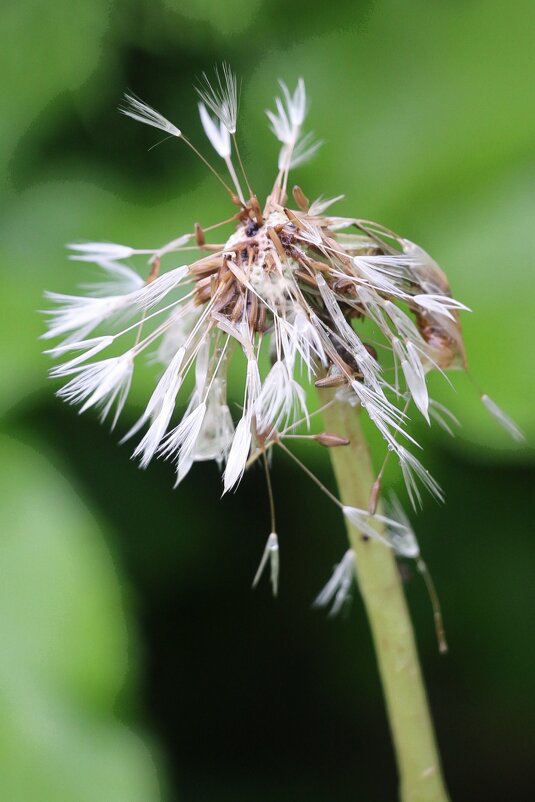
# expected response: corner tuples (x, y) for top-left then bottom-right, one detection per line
(43, 68), (523, 598)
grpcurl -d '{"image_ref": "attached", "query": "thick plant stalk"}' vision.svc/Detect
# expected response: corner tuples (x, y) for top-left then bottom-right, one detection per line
(321, 393), (451, 802)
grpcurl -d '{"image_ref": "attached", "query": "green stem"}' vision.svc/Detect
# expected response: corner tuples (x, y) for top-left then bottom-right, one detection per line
(320, 394), (451, 802)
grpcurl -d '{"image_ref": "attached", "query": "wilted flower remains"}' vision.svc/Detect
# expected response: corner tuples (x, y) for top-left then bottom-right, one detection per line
(43, 67), (523, 606)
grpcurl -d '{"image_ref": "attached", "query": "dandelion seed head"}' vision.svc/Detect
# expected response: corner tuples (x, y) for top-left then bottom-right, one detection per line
(44, 68), (522, 591)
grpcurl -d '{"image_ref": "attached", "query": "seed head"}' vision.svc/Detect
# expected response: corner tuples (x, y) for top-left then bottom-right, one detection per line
(43, 70), (523, 597)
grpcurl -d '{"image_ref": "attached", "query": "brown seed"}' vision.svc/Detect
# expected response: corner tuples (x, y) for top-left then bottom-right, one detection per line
(265, 252), (277, 272)
(194, 223), (205, 248)
(248, 291), (258, 329)
(231, 293), (245, 322)
(314, 374), (347, 389)
(333, 277), (356, 293)
(314, 432), (350, 447)
(284, 207), (306, 230)
(256, 303), (267, 333)
(213, 280), (238, 313)
(267, 227), (287, 260)
(249, 195), (264, 226)
(195, 283), (212, 304)
(189, 257), (222, 277)
(368, 477), (382, 516)
(227, 260), (249, 286)
(146, 256), (161, 284)
(295, 269), (318, 288)
(308, 258), (331, 273)
(292, 185), (309, 211)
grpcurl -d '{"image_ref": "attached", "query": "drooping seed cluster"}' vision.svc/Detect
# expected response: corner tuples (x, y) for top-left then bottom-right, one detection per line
(43, 68), (522, 607)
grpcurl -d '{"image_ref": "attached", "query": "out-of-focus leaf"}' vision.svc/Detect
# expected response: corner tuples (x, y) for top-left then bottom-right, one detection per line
(0, 434), (162, 802)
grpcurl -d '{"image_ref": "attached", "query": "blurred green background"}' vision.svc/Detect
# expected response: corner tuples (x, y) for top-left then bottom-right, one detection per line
(1, 1), (534, 800)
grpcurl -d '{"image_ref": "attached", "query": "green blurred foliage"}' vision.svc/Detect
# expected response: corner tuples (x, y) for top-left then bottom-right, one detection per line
(1, 0), (534, 800)
(0, 435), (161, 802)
